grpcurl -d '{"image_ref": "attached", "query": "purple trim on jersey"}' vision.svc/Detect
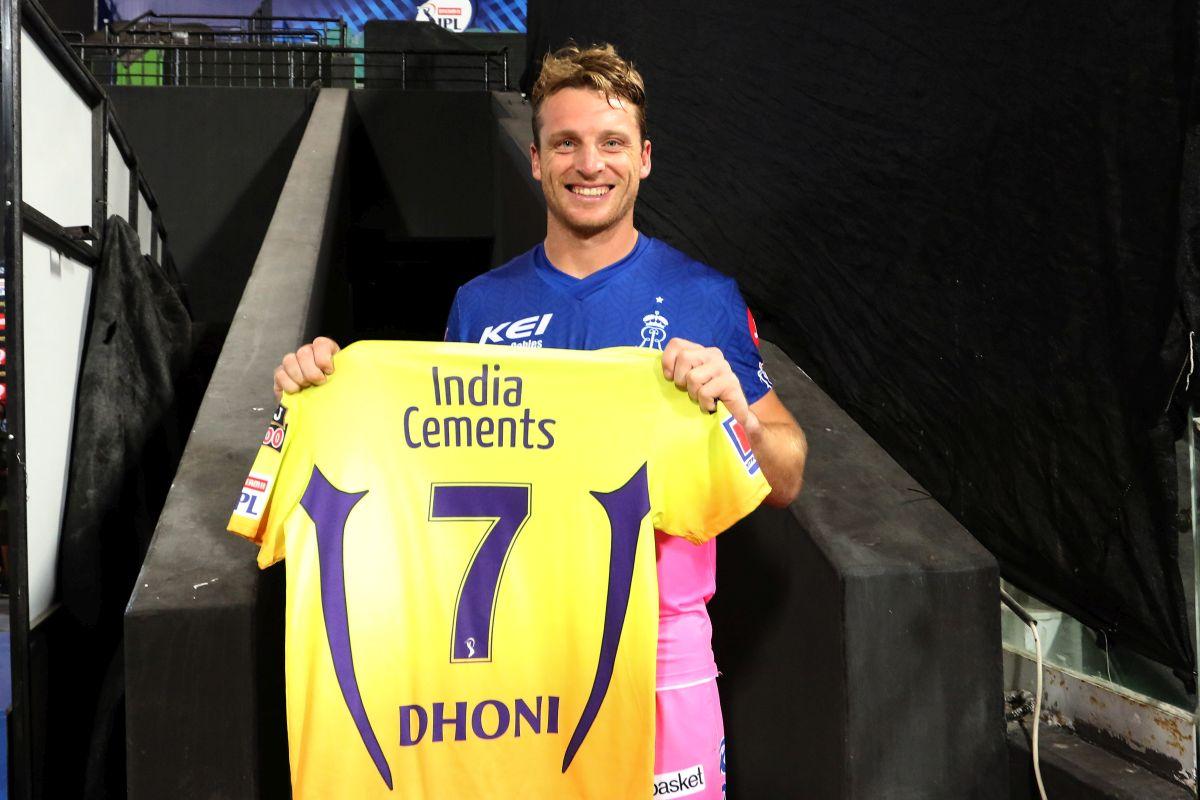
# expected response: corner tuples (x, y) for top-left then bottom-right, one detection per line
(301, 466), (393, 791)
(562, 463), (651, 772)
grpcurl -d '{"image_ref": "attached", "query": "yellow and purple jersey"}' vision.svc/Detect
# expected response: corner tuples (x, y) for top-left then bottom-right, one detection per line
(228, 341), (769, 799)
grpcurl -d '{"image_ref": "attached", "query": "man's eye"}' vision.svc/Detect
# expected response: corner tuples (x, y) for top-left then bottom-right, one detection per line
(604, 139), (623, 148)
(555, 140), (575, 151)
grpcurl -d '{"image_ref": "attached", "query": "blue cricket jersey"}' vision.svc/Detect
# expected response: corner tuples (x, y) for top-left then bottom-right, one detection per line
(445, 234), (773, 406)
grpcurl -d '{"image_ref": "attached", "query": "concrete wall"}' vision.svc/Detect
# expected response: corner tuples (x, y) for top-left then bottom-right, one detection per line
(108, 87), (313, 325)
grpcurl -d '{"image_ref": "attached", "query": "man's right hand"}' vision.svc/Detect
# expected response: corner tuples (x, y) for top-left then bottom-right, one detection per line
(274, 336), (341, 399)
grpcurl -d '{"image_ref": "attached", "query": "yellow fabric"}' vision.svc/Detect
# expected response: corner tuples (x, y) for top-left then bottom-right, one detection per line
(228, 341), (769, 799)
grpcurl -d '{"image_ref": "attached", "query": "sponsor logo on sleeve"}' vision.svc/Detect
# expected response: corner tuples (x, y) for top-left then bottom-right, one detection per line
(757, 361), (773, 389)
(722, 417), (760, 476)
(263, 422), (286, 451)
(262, 405), (288, 451)
(234, 472), (272, 520)
(746, 308), (760, 348)
(653, 765), (706, 798)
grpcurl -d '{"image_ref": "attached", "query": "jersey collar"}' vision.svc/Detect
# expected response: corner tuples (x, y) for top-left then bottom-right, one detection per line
(533, 234), (652, 300)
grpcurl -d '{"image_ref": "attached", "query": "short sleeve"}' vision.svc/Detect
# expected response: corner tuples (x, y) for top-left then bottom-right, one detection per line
(227, 394), (307, 568)
(717, 280), (773, 406)
(649, 391), (772, 545)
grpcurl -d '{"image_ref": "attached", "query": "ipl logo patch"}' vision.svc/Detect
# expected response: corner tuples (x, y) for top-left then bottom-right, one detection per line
(416, 0), (472, 31)
(722, 417), (760, 475)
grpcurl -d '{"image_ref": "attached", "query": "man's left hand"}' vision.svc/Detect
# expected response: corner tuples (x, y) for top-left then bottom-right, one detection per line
(662, 337), (808, 507)
(662, 338), (761, 437)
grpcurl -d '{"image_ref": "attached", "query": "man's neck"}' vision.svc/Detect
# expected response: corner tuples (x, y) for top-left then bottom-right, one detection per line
(542, 220), (640, 279)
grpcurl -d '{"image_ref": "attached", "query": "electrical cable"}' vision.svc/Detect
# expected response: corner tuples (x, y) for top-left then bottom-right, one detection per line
(1028, 621), (1048, 800)
(1001, 589), (1049, 800)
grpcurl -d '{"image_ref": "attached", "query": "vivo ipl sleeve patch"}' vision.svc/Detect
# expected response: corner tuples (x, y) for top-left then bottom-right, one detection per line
(234, 472), (272, 520)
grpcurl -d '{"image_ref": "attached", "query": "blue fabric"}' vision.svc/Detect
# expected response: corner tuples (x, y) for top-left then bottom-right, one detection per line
(446, 235), (773, 405)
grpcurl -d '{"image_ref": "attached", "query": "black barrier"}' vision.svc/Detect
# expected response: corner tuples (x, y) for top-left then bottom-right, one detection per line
(713, 342), (1005, 798)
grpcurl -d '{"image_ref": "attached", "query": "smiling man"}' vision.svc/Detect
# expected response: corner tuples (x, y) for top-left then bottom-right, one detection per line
(275, 43), (807, 798)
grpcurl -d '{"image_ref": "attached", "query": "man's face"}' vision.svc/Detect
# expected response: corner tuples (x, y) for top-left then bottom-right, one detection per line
(531, 87), (652, 238)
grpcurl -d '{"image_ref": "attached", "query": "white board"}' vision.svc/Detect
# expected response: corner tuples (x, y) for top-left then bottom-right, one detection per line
(20, 29), (93, 228)
(137, 191), (152, 256)
(21, 234), (92, 626)
(106, 133), (131, 222)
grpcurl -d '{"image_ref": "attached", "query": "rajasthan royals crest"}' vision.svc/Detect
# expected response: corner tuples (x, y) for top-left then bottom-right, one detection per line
(640, 296), (669, 350)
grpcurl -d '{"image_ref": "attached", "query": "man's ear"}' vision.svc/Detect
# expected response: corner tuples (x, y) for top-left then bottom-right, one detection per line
(531, 142), (542, 181)
(640, 138), (652, 180)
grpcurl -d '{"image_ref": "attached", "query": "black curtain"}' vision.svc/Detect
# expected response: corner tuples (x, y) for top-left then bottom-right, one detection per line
(527, 0), (1199, 674)
(47, 216), (193, 798)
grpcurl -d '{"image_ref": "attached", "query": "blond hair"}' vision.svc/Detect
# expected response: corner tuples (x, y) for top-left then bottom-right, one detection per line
(530, 42), (647, 145)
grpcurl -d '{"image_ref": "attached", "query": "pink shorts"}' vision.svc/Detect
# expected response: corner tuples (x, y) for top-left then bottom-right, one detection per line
(652, 678), (725, 799)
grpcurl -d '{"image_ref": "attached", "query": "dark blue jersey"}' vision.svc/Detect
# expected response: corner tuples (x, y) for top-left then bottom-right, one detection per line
(445, 235), (773, 405)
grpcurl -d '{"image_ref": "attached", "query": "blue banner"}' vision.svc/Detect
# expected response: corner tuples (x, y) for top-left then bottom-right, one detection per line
(106, 0), (525, 33)
(279, 0), (525, 32)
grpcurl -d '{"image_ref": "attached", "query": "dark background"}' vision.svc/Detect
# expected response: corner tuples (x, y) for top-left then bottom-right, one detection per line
(109, 87), (314, 328)
(528, 0), (1199, 674)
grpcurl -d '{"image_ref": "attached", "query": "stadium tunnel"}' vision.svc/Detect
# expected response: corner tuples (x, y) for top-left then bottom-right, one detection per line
(112, 84), (1006, 798)
(13, 2), (1196, 797)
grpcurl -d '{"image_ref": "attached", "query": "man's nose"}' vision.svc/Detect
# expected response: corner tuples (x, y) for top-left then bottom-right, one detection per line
(574, 145), (606, 176)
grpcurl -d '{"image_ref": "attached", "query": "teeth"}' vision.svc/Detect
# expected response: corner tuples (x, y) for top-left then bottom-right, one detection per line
(571, 186), (609, 197)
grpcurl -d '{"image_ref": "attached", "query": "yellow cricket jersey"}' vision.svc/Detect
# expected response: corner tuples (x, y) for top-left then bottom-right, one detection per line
(228, 341), (770, 799)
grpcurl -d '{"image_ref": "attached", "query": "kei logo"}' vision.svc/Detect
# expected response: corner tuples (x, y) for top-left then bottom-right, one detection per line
(479, 313), (553, 346)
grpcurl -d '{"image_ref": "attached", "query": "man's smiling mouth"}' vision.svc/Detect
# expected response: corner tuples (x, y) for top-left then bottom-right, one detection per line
(568, 185), (613, 197)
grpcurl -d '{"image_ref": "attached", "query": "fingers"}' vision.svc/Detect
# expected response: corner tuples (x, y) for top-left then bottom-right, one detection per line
(673, 347), (722, 391)
(694, 371), (739, 413)
(664, 340), (748, 415)
(274, 364), (301, 397)
(298, 344), (331, 386)
(661, 337), (697, 381)
(273, 337), (341, 397)
(280, 351), (307, 390)
(313, 336), (341, 373)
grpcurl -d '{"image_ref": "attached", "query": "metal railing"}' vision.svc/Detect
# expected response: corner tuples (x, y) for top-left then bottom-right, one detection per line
(76, 42), (509, 90)
(105, 12), (348, 47)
